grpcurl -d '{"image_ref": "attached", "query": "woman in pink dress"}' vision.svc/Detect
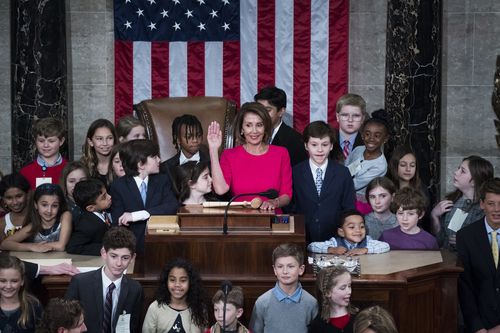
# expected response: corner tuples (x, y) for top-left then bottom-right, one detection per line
(207, 102), (292, 211)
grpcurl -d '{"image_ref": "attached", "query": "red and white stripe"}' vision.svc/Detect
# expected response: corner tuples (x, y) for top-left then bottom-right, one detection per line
(114, 0), (349, 133)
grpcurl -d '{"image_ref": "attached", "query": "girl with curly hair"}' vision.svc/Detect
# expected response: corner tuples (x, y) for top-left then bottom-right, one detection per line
(143, 258), (209, 333)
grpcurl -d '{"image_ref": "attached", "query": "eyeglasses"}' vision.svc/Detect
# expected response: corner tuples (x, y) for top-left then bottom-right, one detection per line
(338, 113), (363, 122)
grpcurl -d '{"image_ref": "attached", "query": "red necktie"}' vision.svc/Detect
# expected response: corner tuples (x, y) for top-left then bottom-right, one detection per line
(342, 140), (350, 159)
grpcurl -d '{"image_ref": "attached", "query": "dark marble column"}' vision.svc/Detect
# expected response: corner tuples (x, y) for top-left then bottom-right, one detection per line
(385, 0), (442, 200)
(11, 0), (68, 171)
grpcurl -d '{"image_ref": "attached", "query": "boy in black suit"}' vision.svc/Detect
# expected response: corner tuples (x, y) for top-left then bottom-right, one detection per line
(291, 121), (355, 243)
(66, 179), (111, 256)
(457, 177), (500, 332)
(110, 139), (177, 253)
(254, 86), (307, 166)
(65, 227), (144, 333)
(159, 114), (209, 177)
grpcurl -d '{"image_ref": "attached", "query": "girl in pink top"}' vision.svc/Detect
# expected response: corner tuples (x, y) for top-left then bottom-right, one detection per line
(207, 102), (292, 210)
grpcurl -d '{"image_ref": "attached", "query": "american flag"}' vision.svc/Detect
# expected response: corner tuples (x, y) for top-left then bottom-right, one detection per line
(114, 0), (349, 133)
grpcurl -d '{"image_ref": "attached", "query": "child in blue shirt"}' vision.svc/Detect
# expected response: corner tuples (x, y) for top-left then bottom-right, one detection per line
(250, 244), (318, 333)
(308, 209), (390, 255)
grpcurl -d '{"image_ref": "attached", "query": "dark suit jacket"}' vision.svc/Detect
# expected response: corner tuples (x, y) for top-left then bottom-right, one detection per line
(110, 173), (178, 253)
(330, 130), (364, 161)
(24, 261), (38, 280)
(291, 159), (356, 243)
(457, 219), (500, 332)
(66, 211), (109, 256)
(272, 123), (308, 166)
(65, 268), (144, 333)
(159, 149), (210, 194)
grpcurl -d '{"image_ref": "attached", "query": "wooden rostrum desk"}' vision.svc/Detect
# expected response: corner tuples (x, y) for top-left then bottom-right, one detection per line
(36, 209), (462, 333)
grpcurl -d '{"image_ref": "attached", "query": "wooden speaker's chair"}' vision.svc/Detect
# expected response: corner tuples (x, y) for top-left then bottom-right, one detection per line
(134, 97), (237, 161)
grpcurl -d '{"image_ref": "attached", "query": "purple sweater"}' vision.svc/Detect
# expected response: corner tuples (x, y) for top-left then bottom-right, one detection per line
(379, 227), (438, 250)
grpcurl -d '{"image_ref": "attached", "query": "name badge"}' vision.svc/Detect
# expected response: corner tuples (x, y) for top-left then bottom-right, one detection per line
(116, 311), (131, 333)
(36, 177), (52, 187)
(347, 160), (363, 176)
(447, 208), (468, 233)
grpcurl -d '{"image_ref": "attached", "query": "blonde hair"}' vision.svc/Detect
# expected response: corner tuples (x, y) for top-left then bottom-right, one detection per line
(316, 266), (357, 321)
(353, 306), (398, 333)
(0, 255), (40, 329)
(335, 94), (366, 115)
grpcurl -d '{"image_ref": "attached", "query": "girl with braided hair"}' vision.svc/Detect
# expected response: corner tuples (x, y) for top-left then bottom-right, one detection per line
(308, 266), (358, 333)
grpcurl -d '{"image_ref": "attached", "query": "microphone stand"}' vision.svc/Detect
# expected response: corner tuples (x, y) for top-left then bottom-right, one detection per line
(223, 190), (278, 235)
(221, 281), (232, 333)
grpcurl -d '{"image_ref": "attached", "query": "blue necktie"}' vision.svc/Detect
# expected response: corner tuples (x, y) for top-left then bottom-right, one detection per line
(140, 181), (147, 206)
(315, 168), (323, 196)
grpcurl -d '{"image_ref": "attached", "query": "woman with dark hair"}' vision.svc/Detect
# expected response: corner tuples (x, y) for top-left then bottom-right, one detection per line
(207, 102), (292, 211)
(430, 155), (494, 248)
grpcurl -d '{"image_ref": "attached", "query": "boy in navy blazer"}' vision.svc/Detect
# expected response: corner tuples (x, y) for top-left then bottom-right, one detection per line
(291, 121), (356, 243)
(66, 178), (111, 255)
(65, 227), (144, 333)
(457, 177), (500, 332)
(110, 139), (178, 253)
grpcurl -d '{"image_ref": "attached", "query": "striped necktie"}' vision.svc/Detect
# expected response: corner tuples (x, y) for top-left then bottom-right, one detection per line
(342, 140), (350, 159)
(102, 282), (115, 333)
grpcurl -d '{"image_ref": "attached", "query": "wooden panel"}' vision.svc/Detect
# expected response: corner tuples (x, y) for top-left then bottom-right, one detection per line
(38, 226), (462, 333)
(143, 216), (306, 275)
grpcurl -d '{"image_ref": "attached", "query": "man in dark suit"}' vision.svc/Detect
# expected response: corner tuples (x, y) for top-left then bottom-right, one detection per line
(255, 86), (307, 166)
(290, 121), (356, 243)
(111, 140), (178, 253)
(65, 227), (144, 333)
(457, 177), (500, 333)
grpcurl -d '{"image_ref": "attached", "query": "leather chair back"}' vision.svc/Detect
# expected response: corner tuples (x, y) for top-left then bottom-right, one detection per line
(135, 97), (236, 161)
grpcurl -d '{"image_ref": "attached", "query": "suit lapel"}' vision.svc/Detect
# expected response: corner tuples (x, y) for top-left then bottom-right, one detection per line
(95, 268), (104, 326)
(126, 177), (144, 209)
(475, 223), (498, 275)
(272, 124), (285, 146)
(113, 276), (129, 327)
(300, 163), (319, 199)
(322, 162), (335, 195)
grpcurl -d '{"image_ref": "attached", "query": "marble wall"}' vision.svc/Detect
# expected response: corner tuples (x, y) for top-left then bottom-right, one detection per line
(0, 2), (10, 173)
(348, 0), (387, 113)
(441, 0), (500, 193)
(11, 0), (69, 170)
(0, 0), (498, 196)
(66, 0), (115, 161)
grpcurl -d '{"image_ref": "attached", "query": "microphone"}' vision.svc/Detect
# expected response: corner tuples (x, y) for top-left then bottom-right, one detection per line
(223, 189), (279, 235)
(221, 280), (233, 295)
(221, 280), (233, 333)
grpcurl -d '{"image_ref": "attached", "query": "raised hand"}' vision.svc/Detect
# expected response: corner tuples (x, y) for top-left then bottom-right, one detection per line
(207, 121), (222, 150)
